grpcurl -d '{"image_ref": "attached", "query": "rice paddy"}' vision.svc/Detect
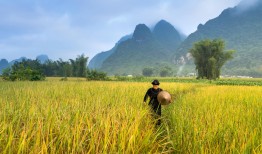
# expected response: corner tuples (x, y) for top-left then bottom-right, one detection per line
(0, 78), (261, 153)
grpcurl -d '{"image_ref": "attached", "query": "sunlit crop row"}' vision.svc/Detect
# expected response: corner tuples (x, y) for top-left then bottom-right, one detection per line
(0, 79), (261, 153)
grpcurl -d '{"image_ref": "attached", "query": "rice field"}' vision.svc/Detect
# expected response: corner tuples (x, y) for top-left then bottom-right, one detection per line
(0, 78), (261, 153)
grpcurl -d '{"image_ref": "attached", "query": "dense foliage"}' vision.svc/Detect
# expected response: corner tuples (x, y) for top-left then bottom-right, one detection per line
(142, 65), (173, 77)
(2, 59), (45, 81)
(142, 68), (154, 76)
(86, 69), (109, 81)
(1, 54), (105, 81)
(43, 54), (88, 77)
(0, 54), (90, 80)
(190, 39), (235, 80)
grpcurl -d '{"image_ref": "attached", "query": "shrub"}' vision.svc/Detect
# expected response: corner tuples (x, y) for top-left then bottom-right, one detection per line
(87, 70), (109, 81)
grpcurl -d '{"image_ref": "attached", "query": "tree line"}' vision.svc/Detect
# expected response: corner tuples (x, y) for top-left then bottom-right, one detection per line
(1, 54), (107, 81)
(42, 54), (88, 77)
(142, 65), (172, 77)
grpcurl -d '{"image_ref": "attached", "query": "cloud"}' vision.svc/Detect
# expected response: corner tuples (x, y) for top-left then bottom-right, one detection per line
(237, 0), (259, 11)
(0, 0), (242, 61)
(107, 16), (128, 25)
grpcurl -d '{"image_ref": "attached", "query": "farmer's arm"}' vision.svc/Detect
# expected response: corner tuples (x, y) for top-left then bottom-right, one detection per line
(143, 89), (150, 103)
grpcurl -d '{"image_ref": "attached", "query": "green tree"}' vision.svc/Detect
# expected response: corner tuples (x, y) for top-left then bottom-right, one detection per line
(3, 59), (45, 81)
(87, 70), (108, 80)
(77, 54), (88, 77)
(142, 68), (154, 77)
(2, 68), (11, 80)
(190, 39), (235, 80)
(42, 59), (59, 76)
(63, 62), (73, 77)
(69, 59), (77, 76)
(41, 54), (88, 77)
(56, 59), (73, 77)
(160, 70), (169, 77)
(159, 66), (172, 77)
(70, 54), (88, 77)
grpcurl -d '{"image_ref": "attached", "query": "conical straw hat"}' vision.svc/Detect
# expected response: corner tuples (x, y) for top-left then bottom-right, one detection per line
(157, 91), (172, 105)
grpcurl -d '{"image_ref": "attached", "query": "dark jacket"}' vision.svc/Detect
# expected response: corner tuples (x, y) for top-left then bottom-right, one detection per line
(144, 88), (163, 110)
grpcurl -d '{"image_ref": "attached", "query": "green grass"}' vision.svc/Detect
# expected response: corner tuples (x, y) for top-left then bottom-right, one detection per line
(111, 76), (262, 86)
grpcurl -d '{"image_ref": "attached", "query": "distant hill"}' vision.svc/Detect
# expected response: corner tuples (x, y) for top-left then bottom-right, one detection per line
(36, 54), (49, 64)
(9, 57), (28, 65)
(88, 35), (132, 70)
(153, 20), (183, 54)
(90, 20), (184, 75)
(0, 59), (9, 74)
(89, 2), (262, 77)
(0, 57), (27, 75)
(177, 1), (262, 77)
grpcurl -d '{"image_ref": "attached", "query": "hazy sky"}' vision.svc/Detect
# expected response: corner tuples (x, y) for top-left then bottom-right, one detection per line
(0, 0), (248, 61)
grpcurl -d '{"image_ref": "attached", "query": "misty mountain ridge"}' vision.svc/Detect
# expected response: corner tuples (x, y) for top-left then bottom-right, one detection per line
(89, 1), (262, 77)
(89, 20), (184, 75)
(88, 34), (132, 69)
(177, 1), (262, 77)
(153, 20), (183, 52)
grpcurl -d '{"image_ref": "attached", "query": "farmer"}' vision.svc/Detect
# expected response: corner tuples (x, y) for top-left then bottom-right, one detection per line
(143, 79), (163, 125)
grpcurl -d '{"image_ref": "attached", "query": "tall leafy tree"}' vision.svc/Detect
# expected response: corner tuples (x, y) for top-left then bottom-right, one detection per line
(190, 39), (235, 80)
(55, 59), (73, 77)
(2, 68), (11, 80)
(4, 59), (45, 81)
(42, 54), (88, 77)
(75, 54), (88, 77)
(69, 59), (77, 77)
(70, 54), (88, 77)
(42, 59), (59, 76)
(159, 66), (172, 77)
(142, 68), (154, 77)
